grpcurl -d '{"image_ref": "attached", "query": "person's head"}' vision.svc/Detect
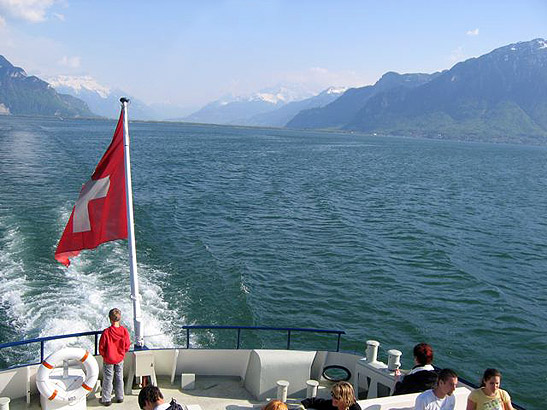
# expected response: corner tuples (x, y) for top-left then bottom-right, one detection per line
(480, 368), (502, 394)
(330, 381), (356, 410)
(413, 343), (434, 366)
(109, 308), (121, 324)
(435, 368), (458, 398)
(263, 400), (288, 410)
(138, 385), (164, 410)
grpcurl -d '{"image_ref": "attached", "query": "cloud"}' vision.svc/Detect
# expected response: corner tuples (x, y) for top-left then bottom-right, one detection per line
(0, 0), (57, 23)
(58, 55), (81, 69)
(466, 28), (479, 36)
(0, 14), (5, 27)
(52, 12), (63, 21)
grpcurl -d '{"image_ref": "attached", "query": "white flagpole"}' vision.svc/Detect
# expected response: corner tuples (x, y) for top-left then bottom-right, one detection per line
(120, 97), (144, 348)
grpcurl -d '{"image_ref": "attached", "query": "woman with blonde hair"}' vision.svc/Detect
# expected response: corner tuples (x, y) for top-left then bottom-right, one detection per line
(301, 381), (360, 410)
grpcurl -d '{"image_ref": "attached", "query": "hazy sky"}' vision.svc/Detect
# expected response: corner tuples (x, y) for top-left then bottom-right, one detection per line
(0, 0), (546, 110)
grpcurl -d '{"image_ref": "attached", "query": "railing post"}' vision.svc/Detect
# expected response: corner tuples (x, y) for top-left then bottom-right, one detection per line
(337, 333), (341, 352)
(237, 328), (241, 349)
(95, 334), (99, 355)
(40, 341), (45, 362)
(186, 328), (190, 349)
(287, 330), (291, 350)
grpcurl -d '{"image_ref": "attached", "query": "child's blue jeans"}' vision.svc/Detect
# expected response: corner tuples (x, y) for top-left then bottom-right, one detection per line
(102, 361), (124, 402)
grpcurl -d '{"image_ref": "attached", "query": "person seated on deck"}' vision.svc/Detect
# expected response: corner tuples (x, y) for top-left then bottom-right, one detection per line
(414, 368), (458, 410)
(466, 368), (515, 410)
(394, 343), (438, 395)
(138, 385), (187, 410)
(264, 400), (288, 410)
(301, 381), (361, 410)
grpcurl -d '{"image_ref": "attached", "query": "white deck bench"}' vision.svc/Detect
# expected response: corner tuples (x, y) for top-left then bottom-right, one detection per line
(356, 386), (472, 410)
(244, 350), (316, 400)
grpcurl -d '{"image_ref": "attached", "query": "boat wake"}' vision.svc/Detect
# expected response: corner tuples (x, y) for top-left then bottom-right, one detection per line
(0, 206), (178, 366)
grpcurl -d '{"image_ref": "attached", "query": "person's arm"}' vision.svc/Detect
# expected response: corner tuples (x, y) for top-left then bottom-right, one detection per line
(413, 395), (425, 410)
(466, 399), (476, 410)
(124, 327), (131, 352)
(301, 397), (328, 409)
(502, 391), (515, 410)
(99, 331), (107, 357)
(393, 380), (405, 395)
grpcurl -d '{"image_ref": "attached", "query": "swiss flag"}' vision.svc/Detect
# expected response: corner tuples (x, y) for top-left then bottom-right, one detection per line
(55, 110), (128, 266)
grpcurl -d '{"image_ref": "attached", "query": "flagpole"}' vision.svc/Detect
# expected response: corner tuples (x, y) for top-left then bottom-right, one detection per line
(120, 97), (145, 348)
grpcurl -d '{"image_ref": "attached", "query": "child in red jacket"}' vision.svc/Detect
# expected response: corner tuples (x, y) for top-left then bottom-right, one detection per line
(99, 308), (131, 406)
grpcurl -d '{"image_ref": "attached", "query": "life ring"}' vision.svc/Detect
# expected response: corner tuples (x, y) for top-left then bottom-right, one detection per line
(36, 347), (99, 403)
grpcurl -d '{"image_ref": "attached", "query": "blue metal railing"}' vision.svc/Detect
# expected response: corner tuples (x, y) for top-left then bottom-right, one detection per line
(0, 326), (345, 369)
(0, 330), (102, 368)
(181, 325), (345, 351)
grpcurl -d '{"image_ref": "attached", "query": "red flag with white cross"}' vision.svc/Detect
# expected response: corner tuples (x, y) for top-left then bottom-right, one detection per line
(55, 110), (128, 266)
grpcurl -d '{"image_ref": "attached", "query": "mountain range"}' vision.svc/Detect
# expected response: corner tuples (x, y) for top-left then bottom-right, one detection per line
(287, 72), (438, 129)
(180, 85), (346, 126)
(46, 75), (165, 120)
(235, 87), (346, 127)
(1, 38), (547, 144)
(289, 38), (547, 144)
(0, 56), (94, 117)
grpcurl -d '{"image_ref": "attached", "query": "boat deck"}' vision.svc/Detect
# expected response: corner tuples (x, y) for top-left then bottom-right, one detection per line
(9, 376), (278, 410)
(5, 373), (477, 410)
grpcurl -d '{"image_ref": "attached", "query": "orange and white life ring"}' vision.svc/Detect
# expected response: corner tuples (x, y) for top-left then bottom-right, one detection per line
(36, 347), (99, 403)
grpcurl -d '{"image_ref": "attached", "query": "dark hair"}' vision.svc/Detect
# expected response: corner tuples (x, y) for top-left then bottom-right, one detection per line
(438, 368), (458, 383)
(138, 385), (163, 409)
(413, 343), (434, 366)
(480, 368), (502, 387)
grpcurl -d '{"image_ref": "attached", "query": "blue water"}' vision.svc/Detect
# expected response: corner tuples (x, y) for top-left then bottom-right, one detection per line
(0, 116), (545, 409)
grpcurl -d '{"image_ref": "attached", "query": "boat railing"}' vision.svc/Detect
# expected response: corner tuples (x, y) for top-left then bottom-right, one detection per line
(181, 325), (346, 351)
(0, 330), (103, 369)
(0, 326), (345, 370)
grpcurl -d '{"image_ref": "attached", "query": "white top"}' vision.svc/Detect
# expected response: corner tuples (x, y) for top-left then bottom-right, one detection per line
(409, 364), (435, 374)
(154, 403), (170, 410)
(414, 389), (455, 410)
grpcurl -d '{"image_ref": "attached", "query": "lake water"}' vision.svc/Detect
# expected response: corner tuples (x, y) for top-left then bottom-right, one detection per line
(0, 115), (545, 409)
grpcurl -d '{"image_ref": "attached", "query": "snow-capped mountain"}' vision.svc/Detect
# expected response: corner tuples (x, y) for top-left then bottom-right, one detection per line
(247, 86), (348, 127)
(250, 84), (317, 104)
(46, 75), (158, 120)
(183, 97), (279, 125)
(182, 85), (332, 125)
(47, 75), (110, 98)
(0, 56), (94, 117)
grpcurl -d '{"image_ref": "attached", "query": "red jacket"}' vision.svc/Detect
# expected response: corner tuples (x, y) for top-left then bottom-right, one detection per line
(99, 325), (131, 364)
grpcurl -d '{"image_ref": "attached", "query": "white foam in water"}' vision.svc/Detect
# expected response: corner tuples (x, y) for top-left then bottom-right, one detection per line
(37, 242), (179, 351)
(240, 282), (250, 294)
(0, 221), (30, 333)
(0, 218), (39, 365)
(0, 206), (183, 363)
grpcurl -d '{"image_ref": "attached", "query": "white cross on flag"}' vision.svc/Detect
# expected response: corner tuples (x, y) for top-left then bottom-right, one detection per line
(55, 110), (128, 266)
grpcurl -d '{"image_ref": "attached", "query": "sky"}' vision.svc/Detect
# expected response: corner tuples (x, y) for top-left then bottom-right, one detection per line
(0, 0), (546, 111)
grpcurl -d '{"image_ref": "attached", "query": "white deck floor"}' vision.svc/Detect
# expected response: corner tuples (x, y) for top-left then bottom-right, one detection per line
(10, 376), (268, 410)
(7, 375), (475, 410)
